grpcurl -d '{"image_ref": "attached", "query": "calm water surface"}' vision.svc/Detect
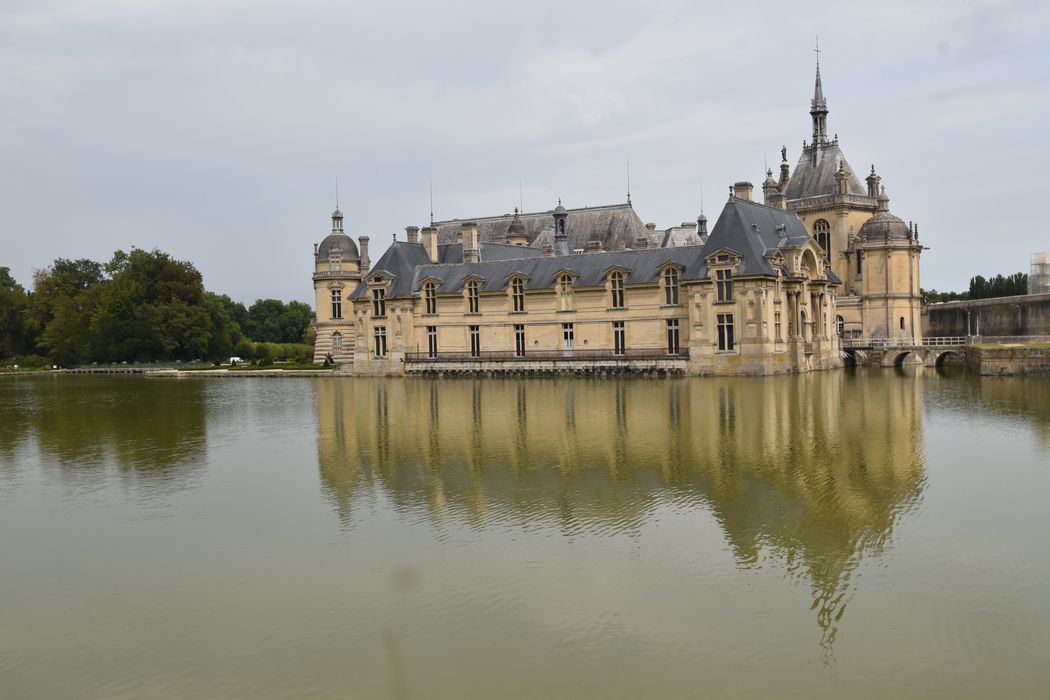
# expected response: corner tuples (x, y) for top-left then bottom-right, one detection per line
(1, 370), (1048, 699)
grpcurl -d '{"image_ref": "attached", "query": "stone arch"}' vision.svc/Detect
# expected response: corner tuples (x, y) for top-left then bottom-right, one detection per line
(893, 351), (912, 368)
(935, 350), (961, 367)
(800, 248), (820, 279)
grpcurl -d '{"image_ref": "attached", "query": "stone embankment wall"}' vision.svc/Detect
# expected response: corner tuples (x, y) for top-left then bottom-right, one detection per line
(963, 345), (1050, 377)
(923, 293), (1050, 337)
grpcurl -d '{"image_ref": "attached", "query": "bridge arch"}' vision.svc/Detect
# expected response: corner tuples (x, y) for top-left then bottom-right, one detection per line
(893, 351), (914, 368)
(935, 350), (962, 367)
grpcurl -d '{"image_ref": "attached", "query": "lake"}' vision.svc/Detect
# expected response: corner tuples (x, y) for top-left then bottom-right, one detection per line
(1, 370), (1048, 699)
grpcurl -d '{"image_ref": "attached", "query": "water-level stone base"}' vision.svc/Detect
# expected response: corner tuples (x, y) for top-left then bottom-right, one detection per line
(406, 359), (688, 377)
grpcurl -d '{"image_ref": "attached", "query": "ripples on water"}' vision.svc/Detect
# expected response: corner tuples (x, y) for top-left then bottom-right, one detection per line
(1, 370), (1049, 699)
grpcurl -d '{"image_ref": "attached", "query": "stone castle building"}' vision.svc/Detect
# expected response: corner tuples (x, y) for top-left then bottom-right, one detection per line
(311, 55), (924, 375)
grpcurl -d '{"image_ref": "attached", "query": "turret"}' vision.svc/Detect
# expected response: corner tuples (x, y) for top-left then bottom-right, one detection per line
(866, 165), (881, 198)
(553, 200), (569, 256)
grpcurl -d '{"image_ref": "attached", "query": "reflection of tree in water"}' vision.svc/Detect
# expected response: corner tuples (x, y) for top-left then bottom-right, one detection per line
(315, 373), (928, 649)
(5, 376), (208, 493)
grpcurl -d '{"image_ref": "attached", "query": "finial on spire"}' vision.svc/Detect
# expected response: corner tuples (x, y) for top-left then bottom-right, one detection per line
(429, 179), (434, 226)
(335, 174), (339, 209)
(810, 38), (829, 145)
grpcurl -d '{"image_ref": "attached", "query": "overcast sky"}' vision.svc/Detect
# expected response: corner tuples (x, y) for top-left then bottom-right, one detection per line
(3, 0), (1048, 304)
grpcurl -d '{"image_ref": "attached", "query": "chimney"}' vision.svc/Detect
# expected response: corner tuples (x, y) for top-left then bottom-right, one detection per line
(405, 225), (419, 244)
(586, 240), (603, 254)
(733, 181), (753, 201)
(635, 236), (650, 250)
(422, 226), (439, 263)
(462, 221), (479, 263)
(767, 191), (786, 209)
(543, 244), (556, 257)
(359, 236), (370, 273)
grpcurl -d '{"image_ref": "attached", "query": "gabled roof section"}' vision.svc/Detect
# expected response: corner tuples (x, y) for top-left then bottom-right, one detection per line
(701, 197), (811, 277)
(432, 203), (656, 253)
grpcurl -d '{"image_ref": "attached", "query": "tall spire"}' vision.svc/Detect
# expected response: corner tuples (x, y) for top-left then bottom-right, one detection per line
(810, 37), (829, 146)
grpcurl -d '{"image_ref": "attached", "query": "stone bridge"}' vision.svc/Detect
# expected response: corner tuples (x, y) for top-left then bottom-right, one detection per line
(842, 337), (970, 368)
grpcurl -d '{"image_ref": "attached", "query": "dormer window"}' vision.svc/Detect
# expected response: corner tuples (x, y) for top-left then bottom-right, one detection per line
(510, 277), (525, 312)
(371, 288), (386, 317)
(423, 281), (437, 314)
(663, 268), (680, 305)
(465, 279), (480, 314)
(328, 254), (342, 272)
(609, 271), (625, 309)
(716, 269), (733, 302)
(557, 273), (574, 312)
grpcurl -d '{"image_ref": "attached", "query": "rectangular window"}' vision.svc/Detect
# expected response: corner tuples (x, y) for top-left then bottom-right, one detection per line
(613, 321), (625, 356)
(329, 258), (342, 272)
(562, 322), (574, 351)
(610, 273), (625, 309)
(663, 269), (680, 305)
(424, 283), (437, 314)
(774, 311), (782, 341)
(511, 278), (525, 312)
(717, 313), (734, 351)
(372, 288), (386, 317)
(514, 324), (526, 357)
(330, 289), (342, 320)
(467, 282), (479, 314)
(469, 325), (481, 357)
(373, 325), (387, 357)
(427, 325), (438, 358)
(666, 319), (680, 355)
(716, 269), (733, 302)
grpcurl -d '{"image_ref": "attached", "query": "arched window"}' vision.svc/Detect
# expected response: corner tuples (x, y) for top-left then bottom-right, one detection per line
(332, 331), (342, 349)
(900, 316), (906, 330)
(465, 280), (479, 314)
(423, 281), (437, 314)
(510, 277), (525, 312)
(609, 271), (625, 309)
(813, 219), (831, 256)
(663, 268), (680, 305)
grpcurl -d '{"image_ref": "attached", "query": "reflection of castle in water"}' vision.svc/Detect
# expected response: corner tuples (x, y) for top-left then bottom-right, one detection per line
(316, 373), (927, 646)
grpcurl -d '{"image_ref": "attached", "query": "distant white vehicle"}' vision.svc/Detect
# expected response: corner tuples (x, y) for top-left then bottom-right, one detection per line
(229, 357), (243, 365)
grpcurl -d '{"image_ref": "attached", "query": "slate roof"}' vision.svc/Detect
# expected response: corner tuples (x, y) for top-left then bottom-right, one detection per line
(355, 197), (839, 299)
(432, 203), (655, 252)
(316, 232), (360, 260)
(413, 246), (706, 295)
(783, 142), (867, 201)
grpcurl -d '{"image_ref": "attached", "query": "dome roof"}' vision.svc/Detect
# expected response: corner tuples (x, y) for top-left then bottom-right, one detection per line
(553, 203), (567, 216)
(317, 232), (360, 260)
(858, 211), (911, 243)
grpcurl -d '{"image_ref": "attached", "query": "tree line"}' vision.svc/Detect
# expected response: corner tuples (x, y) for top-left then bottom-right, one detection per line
(922, 272), (1028, 304)
(1, 248), (314, 368)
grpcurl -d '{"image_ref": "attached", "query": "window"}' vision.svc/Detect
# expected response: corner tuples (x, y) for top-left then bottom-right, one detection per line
(373, 325), (387, 357)
(836, 315), (845, 337)
(329, 256), (342, 272)
(610, 271), (625, 309)
(332, 331), (342, 349)
(330, 289), (342, 319)
(562, 322), (574, 351)
(466, 280), (479, 314)
(664, 268), (680, 305)
(514, 324), (526, 357)
(900, 316), (906, 331)
(423, 281), (437, 314)
(613, 321), (625, 356)
(427, 325), (438, 358)
(775, 311), (782, 341)
(666, 319), (680, 355)
(717, 313), (734, 351)
(814, 219), (831, 255)
(469, 325), (481, 357)
(558, 274), (573, 311)
(372, 288), (386, 317)
(511, 277), (525, 312)
(716, 269), (733, 302)
(856, 252), (863, 275)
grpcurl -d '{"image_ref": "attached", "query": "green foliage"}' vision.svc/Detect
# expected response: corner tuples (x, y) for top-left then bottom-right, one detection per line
(254, 344), (273, 366)
(6, 248), (308, 367)
(969, 272), (1028, 300)
(243, 298), (312, 343)
(0, 267), (34, 358)
(923, 271), (1029, 304)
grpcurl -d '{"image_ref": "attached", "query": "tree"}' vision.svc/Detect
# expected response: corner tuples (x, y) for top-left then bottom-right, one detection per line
(243, 298), (312, 343)
(0, 267), (33, 359)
